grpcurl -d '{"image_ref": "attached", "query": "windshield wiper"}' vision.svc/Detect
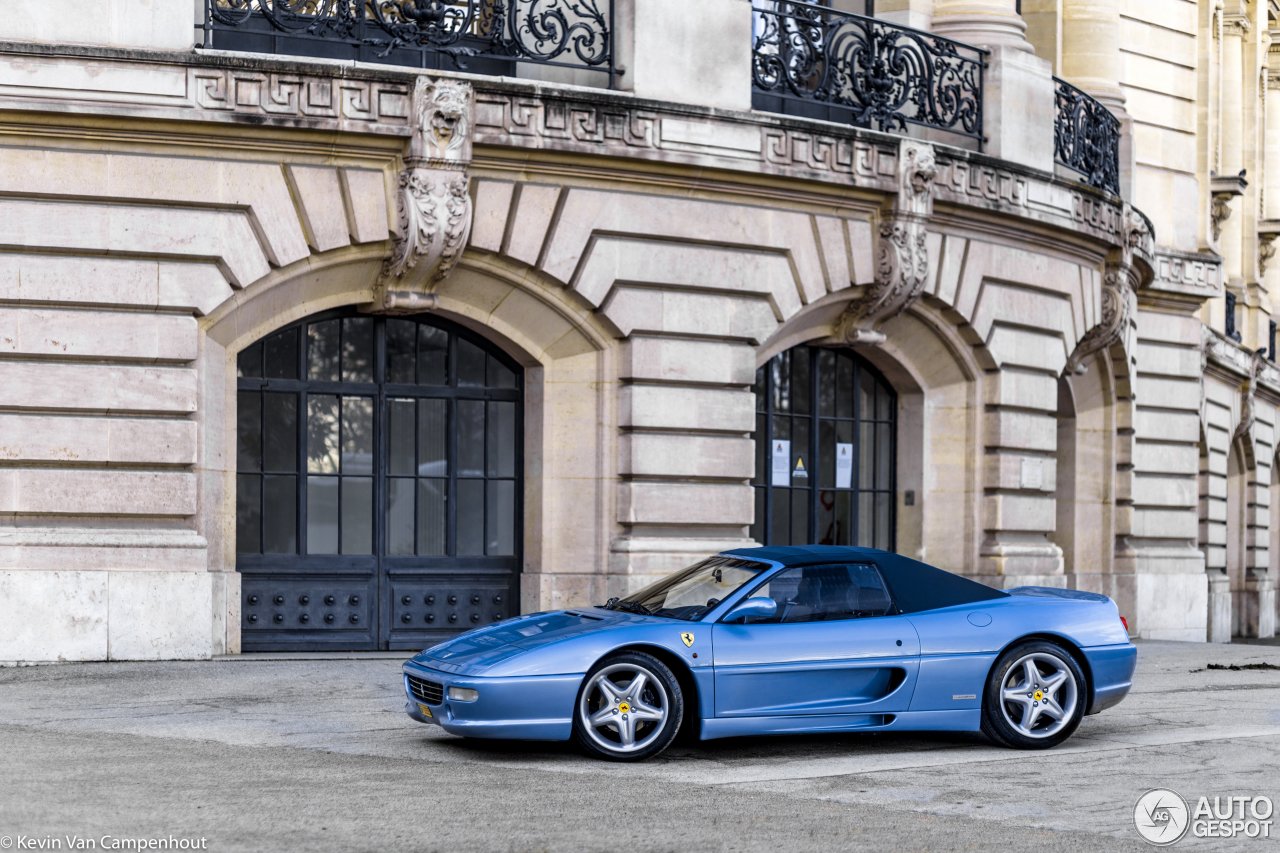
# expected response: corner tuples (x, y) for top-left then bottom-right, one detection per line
(602, 597), (652, 615)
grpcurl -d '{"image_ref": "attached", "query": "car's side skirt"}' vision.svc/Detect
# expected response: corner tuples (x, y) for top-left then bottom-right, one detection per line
(699, 709), (981, 740)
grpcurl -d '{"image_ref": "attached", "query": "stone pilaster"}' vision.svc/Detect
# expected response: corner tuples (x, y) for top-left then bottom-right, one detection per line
(1060, 0), (1135, 197)
(933, 0), (1055, 174)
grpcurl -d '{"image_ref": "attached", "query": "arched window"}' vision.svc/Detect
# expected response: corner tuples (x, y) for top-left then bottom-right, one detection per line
(235, 308), (522, 651)
(751, 345), (896, 548)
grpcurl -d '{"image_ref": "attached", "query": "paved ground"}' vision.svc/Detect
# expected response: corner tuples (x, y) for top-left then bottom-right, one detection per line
(0, 641), (1277, 852)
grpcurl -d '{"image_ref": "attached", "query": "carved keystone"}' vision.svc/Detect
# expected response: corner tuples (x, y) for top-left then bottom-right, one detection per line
(371, 77), (474, 314)
(834, 139), (936, 345)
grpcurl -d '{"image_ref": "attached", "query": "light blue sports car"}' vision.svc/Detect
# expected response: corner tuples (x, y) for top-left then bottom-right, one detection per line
(402, 545), (1136, 761)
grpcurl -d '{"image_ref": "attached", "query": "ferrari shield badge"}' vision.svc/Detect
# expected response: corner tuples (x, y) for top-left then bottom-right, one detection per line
(680, 632), (695, 648)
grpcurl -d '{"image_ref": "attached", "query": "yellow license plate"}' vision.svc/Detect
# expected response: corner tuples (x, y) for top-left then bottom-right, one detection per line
(417, 703), (433, 718)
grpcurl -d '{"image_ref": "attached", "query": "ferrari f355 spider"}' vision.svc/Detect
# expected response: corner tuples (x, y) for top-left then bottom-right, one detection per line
(402, 545), (1136, 761)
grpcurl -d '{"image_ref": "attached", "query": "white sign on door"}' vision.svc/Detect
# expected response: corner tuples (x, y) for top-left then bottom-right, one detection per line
(771, 439), (791, 487)
(835, 442), (853, 489)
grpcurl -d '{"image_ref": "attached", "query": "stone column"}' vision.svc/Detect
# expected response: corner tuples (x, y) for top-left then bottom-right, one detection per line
(1267, 61), (1280, 221)
(615, 0), (753, 112)
(932, 0), (1055, 173)
(873, 0), (935, 31)
(1219, 13), (1248, 286)
(1060, 0), (1135, 197)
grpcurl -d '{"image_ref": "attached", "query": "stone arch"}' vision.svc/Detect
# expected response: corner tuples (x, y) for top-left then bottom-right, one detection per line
(198, 244), (621, 651)
(752, 293), (985, 573)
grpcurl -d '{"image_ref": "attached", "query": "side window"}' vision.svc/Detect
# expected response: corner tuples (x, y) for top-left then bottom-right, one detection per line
(744, 564), (893, 623)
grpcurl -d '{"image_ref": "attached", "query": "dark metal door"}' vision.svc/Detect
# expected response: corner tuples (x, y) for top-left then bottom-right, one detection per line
(235, 309), (522, 652)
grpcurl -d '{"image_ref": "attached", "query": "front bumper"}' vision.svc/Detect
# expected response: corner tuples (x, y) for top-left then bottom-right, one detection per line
(402, 660), (582, 741)
(1083, 642), (1137, 715)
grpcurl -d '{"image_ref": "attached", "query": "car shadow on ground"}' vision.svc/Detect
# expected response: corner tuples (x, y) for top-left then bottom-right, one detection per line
(421, 728), (992, 764)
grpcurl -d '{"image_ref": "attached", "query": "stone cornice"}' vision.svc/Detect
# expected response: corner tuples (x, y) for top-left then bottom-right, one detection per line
(0, 41), (1142, 259)
(1143, 250), (1225, 307)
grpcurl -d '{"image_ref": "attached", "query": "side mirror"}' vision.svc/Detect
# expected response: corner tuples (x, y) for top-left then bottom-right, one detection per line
(724, 596), (778, 623)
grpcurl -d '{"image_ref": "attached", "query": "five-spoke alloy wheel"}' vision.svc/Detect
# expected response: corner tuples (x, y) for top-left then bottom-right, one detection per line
(982, 640), (1086, 749)
(573, 651), (683, 761)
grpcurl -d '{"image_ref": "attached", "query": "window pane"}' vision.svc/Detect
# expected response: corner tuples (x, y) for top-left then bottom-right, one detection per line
(488, 354), (517, 389)
(753, 365), (766, 411)
(771, 350), (790, 413)
(457, 479), (485, 555)
(487, 480), (515, 556)
(754, 413), (767, 486)
(307, 476), (339, 554)
(341, 396), (373, 476)
(307, 320), (340, 382)
(417, 479), (446, 556)
(770, 487), (789, 544)
(857, 492), (874, 548)
(858, 367), (876, 420)
(418, 399), (447, 477)
(388, 398), (415, 477)
(752, 485), (766, 543)
(262, 474), (297, 554)
(859, 421), (874, 489)
(876, 380), (894, 421)
(790, 488), (809, 544)
(237, 392), (262, 472)
(386, 320), (416, 384)
(791, 417), (810, 484)
(262, 393), (298, 472)
(876, 423), (893, 487)
(237, 341), (263, 379)
(834, 491), (852, 545)
(818, 420), (835, 488)
(458, 400), (485, 477)
(264, 328), (299, 379)
(418, 325), (448, 385)
(487, 402), (516, 478)
(387, 477), (415, 556)
(837, 353), (855, 419)
(236, 474), (261, 554)
(341, 318), (375, 383)
(457, 338), (486, 387)
(341, 476), (373, 555)
(791, 347), (811, 415)
(875, 493), (892, 549)
(816, 349), (836, 418)
(307, 395), (339, 474)
(816, 489), (835, 545)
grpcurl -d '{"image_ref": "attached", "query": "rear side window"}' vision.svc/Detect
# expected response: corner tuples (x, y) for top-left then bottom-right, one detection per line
(742, 563), (894, 623)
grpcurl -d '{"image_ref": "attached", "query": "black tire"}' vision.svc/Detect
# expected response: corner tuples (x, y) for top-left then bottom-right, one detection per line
(572, 651), (683, 762)
(981, 640), (1087, 750)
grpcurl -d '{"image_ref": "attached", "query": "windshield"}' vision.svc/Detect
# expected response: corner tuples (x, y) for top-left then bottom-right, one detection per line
(601, 556), (769, 621)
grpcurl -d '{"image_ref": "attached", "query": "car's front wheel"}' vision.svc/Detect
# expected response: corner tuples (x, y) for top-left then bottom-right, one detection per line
(982, 640), (1086, 749)
(573, 651), (683, 761)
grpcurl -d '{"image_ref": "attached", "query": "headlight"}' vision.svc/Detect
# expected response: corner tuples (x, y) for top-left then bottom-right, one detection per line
(447, 686), (479, 702)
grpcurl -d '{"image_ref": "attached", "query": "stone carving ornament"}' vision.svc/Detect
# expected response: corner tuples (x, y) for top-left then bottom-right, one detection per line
(836, 139), (936, 344)
(373, 77), (475, 313)
(1065, 204), (1151, 374)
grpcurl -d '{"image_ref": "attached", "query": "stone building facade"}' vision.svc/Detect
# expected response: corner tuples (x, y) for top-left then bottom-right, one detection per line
(0, 0), (1275, 660)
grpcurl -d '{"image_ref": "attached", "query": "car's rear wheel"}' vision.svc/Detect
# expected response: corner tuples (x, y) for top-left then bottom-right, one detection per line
(573, 651), (683, 761)
(981, 640), (1086, 749)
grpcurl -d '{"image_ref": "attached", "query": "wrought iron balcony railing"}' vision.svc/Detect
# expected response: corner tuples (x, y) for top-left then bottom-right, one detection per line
(1053, 77), (1120, 195)
(204, 0), (614, 82)
(751, 1), (986, 148)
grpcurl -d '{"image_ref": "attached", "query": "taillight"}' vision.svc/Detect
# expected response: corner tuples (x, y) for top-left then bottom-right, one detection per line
(1120, 615), (1129, 632)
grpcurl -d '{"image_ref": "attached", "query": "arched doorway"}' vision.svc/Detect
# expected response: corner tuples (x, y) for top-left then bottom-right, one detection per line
(235, 308), (522, 651)
(751, 344), (896, 548)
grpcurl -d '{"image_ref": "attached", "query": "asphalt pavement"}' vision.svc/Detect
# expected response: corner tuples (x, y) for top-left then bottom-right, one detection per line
(0, 640), (1277, 852)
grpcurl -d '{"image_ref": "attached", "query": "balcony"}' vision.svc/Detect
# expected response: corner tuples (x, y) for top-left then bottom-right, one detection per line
(202, 0), (1121, 196)
(203, 0), (616, 83)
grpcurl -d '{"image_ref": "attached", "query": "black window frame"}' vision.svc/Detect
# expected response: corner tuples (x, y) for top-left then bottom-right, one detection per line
(751, 345), (897, 550)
